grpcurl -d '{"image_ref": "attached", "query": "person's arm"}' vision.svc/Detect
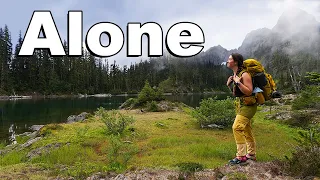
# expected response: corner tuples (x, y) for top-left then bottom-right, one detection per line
(226, 76), (233, 86)
(226, 76), (234, 92)
(233, 72), (253, 96)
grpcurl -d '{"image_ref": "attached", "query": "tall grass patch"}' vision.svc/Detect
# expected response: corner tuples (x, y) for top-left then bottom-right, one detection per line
(30, 144), (99, 165)
(0, 151), (27, 166)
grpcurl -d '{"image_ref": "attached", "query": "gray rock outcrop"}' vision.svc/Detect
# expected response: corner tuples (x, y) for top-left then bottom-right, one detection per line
(67, 112), (89, 123)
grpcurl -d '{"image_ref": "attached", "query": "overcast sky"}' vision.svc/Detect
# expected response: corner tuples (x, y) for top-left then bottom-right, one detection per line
(0, 0), (319, 66)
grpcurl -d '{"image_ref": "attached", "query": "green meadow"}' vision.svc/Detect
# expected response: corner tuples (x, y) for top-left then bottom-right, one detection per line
(0, 105), (301, 179)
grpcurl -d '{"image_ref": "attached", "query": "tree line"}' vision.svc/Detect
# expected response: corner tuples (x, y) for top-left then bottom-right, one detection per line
(0, 25), (232, 96)
(1, 25), (318, 96)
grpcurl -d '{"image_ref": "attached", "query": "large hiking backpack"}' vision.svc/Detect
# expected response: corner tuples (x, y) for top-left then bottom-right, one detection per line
(242, 59), (281, 104)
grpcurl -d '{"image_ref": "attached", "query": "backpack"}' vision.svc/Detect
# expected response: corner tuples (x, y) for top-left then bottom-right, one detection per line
(241, 59), (280, 104)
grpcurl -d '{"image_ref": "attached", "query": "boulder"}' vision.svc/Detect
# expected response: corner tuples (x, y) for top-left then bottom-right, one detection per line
(29, 125), (44, 131)
(67, 112), (89, 123)
(26, 143), (62, 160)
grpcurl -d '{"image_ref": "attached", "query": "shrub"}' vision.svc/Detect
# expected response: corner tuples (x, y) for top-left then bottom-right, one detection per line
(38, 124), (63, 137)
(191, 97), (235, 128)
(146, 101), (159, 112)
(119, 98), (139, 109)
(137, 81), (164, 105)
(284, 127), (320, 178)
(176, 162), (204, 173)
(119, 81), (165, 110)
(94, 107), (106, 117)
(176, 162), (204, 179)
(98, 110), (135, 136)
(107, 135), (139, 172)
(304, 72), (320, 85)
(285, 111), (314, 128)
(292, 85), (320, 110)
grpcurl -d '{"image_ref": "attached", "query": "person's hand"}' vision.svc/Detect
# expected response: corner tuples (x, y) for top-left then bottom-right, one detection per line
(226, 76), (233, 86)
(233, 74), (242, 84)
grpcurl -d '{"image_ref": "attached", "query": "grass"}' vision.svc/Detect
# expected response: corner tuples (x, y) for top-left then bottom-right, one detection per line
(16, 135), (31, 144)
(0, 105), (301, 179)
(127, 108), (299, 169)
(0, 163), (52, 180)
(0, 151), (27, 166)
(30, 144), (100, 165)
(0, 141), (7, 149)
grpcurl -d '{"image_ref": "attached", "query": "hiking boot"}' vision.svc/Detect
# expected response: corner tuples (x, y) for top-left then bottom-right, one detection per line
(228, 156), (248, 165)
(246, 154), (256, 161)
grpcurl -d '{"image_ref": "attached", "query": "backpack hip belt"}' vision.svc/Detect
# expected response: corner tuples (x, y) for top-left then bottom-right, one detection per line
(238, 96), (257, 106)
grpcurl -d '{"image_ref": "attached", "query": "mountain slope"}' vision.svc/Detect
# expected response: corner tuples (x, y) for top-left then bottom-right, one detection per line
(238, 7), (320, 61)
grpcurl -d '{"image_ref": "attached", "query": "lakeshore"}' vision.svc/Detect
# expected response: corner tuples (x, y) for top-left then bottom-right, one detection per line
(0, 101), (309, 179)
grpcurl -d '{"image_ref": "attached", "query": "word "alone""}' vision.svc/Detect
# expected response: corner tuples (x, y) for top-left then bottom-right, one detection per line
(18, 11), (205, 58)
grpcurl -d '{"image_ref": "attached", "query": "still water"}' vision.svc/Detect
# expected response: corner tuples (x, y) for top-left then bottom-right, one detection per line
(0, 93), (230, 142)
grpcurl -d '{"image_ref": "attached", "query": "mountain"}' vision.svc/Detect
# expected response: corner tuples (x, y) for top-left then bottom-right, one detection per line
(272, 8), (319, 37)
(195, 8), (320, 67)
(162, 7), (319, 81)
(198, 45), (237, 65)
(238, 7), (320, 61)
(193, 7), (320, 91)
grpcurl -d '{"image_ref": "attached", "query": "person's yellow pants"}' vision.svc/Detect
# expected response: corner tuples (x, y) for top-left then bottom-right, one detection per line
(233, 98), (257, 157)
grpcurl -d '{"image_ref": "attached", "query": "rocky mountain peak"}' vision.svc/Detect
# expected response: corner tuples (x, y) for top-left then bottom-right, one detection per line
(272, 7), (319, 36)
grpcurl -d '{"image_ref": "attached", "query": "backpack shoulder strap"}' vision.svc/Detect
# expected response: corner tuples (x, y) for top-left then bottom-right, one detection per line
(237, 69), (248, 77)
(237, 68), (255, 91)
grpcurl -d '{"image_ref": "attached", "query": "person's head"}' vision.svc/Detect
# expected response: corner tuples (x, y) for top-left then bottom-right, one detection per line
(226, 53), (244, 70)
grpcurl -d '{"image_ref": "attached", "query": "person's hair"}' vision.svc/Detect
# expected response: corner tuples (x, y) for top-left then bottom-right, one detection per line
(231, 53), (244, 74)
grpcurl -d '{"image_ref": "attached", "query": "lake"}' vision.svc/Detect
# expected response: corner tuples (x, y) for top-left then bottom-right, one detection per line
(0, 93), (230, 143)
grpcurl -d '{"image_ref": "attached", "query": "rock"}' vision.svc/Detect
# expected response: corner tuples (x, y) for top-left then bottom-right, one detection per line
(16, 131), (38, 139)
(0, 150), (6, 155)
(86, 172), (105, 180)
(265, 111), (292, 121)
(26, 143), (62, 159)
(112, 169), (181, 180)
(20, 137), (42, 149)
(272, 94), (297, 105)
(194, 169), (217, 179)
(16, 132), (32, 136)
(87, 172), (118, 180)
(113, 174), (126, 180)
(221, 176), (228, 180)
(157, 101), (174, 112)
(67, 112), (89, 123)
(67, 115), (77, 123)
(27, 131), (38, 139)
(201, 124), (225, 129)
(72, 161), (305, 180)
(29, 125), (44, 131)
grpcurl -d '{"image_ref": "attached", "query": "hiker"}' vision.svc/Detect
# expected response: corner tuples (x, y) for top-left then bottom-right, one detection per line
(226, 53), (257, 165)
